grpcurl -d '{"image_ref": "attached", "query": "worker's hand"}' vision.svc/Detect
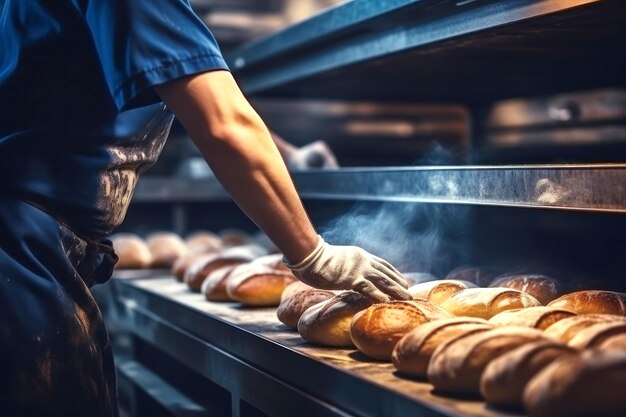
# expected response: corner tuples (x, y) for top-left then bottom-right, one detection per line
(286, 236), (411, 302)
(286, 140), (339, 170)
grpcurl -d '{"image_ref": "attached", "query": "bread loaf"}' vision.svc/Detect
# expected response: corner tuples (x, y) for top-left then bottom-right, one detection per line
(277, 289), (336, 328)
(225, 266), (296, 307)
(392, 317), (492, 378)
(111, 233), (152, 269)
(184, 231), (222, 252)
(547, 290), (626, 315)
(427, 326), (546, 395)
(219, 229), (249, 247)
(480, 340), (576, 407)
(350, 300), (451, 361)
(408, 280), (477, 305)
(440, 288), (541, 319)
(172, 247), (218, 281)
(599, 333), (626, 350)
(544, 314), (626, 343)
(250, 253), (292, 274)
(568, 322), (626, 349)
(523, 349), (626, 417)
(146, 232), (188, 268)
(489, 274), (562, 305)
(201, 264), (239, 301)
(183, 245), (265, 291)
(280, 281), (315, 303)
(298, 292), (374, 347)
(488, 306), (576, 330)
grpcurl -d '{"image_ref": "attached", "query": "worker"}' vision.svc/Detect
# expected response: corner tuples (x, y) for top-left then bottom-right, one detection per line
(0, 1), (410, 416)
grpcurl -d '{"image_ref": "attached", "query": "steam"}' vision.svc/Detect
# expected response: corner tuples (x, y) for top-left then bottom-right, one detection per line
(320, 143), (468, 275)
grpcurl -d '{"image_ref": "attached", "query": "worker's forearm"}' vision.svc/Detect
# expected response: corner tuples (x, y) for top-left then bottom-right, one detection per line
(197, 122), (318, 263)
(155, 71), (318, 263)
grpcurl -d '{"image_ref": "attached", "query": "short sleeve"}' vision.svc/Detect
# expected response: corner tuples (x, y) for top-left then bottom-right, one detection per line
(81, 0), (229, 111)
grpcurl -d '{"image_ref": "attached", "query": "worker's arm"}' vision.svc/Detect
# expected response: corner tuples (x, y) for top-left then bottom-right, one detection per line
(155, 70), (410, 301)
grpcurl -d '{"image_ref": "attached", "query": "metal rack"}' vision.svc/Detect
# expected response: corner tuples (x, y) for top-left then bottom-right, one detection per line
(113, 1), (626, 416)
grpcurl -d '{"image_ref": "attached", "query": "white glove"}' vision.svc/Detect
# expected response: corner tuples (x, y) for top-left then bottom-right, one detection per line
(286, 236), (411, 302)
(286, 141), (339, 170)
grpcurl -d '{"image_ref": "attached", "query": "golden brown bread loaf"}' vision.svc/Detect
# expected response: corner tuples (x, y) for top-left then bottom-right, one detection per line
(201, 264), (239, 301)
(225, 265), (296, 307)
(146, 232), (188, 268)
(523, 349), (626, 417)
(479, 340), (576, 407)
(183, 245), (265, 291)
(276, 289), (336, 328)
(172, 248), (216, 281)
(298, 292), (374, 347)
(392, 317), (493, 378)
(350, 300), (451, 361)
(184, 231), (222, 252)
(408, 280), (477, 305)
(111, 233), (153, 269)
(439, 288), (541, 319)
(427, 326), (546, 395)
(568, 322), (626, 349)
(547, 290), (626, 315)
(488, 306), (576, 330)
(543, 314), (626, 342)
(280, 281), (315, 302)
(489, 274), (562, 305)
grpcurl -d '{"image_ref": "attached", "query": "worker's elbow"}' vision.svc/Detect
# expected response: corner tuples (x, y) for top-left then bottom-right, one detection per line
(208, 108), (261, 141)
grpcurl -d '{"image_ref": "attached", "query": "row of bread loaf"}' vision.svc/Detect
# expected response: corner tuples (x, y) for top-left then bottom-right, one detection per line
(276, 273), (626, 417)
(112, 235), (626, 416)
(111, 229), (255, 269)
(112, 229), (303, 306)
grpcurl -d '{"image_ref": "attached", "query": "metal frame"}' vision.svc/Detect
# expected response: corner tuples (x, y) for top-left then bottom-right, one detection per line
(133, 164), (626, 213)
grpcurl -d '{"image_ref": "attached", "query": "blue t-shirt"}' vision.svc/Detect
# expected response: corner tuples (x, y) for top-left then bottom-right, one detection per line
(0, 0), (229, 238)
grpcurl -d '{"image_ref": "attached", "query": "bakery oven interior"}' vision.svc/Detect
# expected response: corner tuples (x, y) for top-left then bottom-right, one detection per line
(97, 1), (626, 417)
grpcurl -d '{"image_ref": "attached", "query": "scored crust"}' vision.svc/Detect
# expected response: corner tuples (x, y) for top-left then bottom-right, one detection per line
(408, 280), (477, 305)
(298, 292), (374, 348)
(350, 300), (451, 361)
(428, 326), (546, 395)
(480, 340), (576, 407)
(547, 290), (626, 315)
(488, 306), (576, 330)
(392, 317), (492, 377)
(489, 274), (562, 305)
(568, 322), (626, 349)
(523, 349), (626, 417)
(440, 288), (541, 319)
(277, 289), (336, 329)
(543, 314), (626, 342)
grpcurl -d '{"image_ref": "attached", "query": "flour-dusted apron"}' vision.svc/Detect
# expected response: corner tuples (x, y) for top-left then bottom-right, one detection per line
(0, 104), (174, 417)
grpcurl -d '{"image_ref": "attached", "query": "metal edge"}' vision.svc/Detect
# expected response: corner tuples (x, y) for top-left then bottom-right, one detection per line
(231, 0), (600, 93)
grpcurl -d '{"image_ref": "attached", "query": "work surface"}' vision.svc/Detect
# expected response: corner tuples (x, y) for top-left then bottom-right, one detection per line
(112, 271), (523, 417)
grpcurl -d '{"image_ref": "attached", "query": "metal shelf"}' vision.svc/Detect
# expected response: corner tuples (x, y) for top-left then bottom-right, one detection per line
(109, 275), (517, 417)
(133, 164), (626, 213)
(227, 0), (626, 102)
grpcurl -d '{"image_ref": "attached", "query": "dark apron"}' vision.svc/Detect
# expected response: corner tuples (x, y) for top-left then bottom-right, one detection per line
(0, 104), (174, 416)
